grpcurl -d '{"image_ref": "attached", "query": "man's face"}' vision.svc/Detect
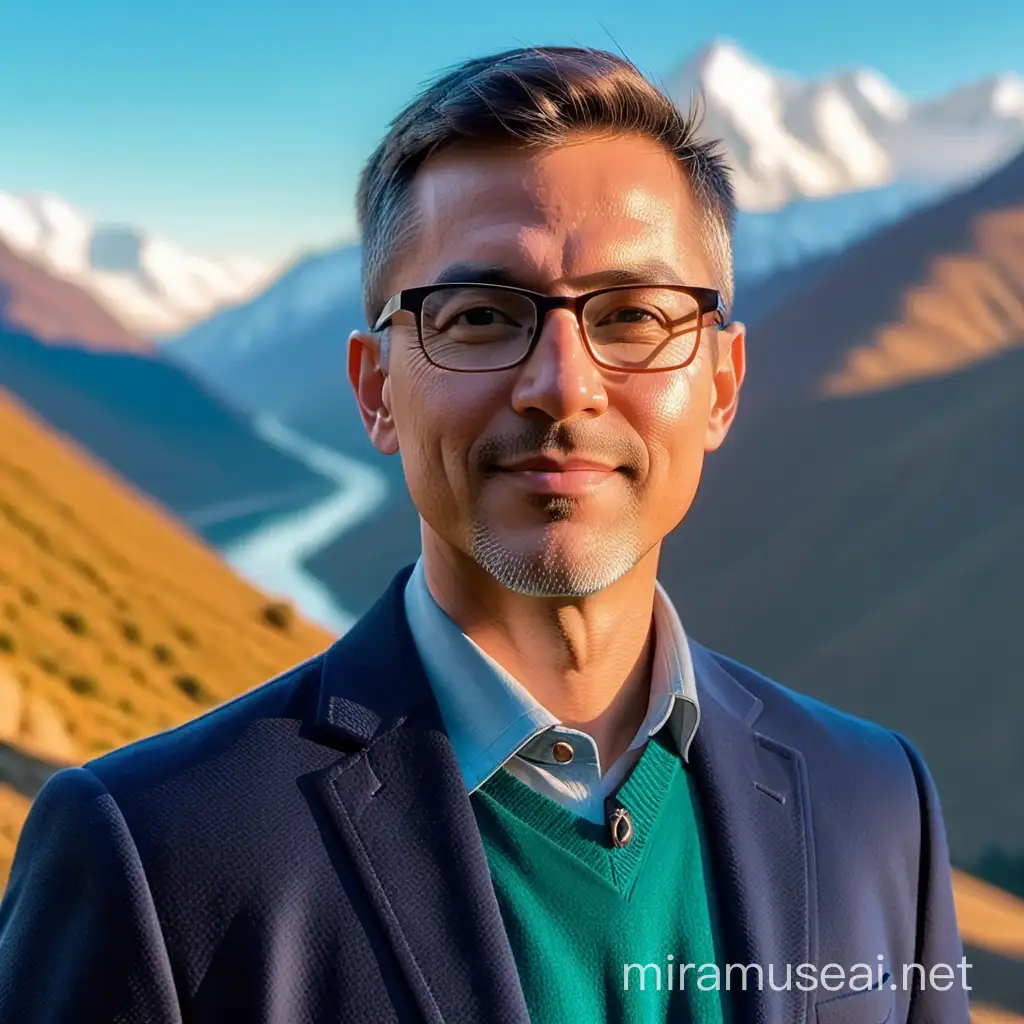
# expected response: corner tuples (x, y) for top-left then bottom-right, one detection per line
(349, 133), (745, 597)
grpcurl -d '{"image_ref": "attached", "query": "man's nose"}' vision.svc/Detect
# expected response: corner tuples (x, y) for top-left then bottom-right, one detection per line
(509, 309), (610, 420)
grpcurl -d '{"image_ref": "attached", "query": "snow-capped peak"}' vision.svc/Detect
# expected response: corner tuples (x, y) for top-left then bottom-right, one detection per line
(0, 192), (278, 336)
(0, 193), (93, 277)
(676, 39), (785, 115)
(992, 72), (1024, 117)
(666, 43), (1024, 212)
(846, 69), (909, 121)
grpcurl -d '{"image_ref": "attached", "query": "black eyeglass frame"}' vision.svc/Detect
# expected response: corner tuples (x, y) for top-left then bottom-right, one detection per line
(372, 282), (729, 373)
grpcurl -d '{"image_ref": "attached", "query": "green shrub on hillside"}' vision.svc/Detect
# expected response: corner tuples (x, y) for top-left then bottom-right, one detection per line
(174, 674), (211, 704)
(67, 673), (98, 697)
(261, 600), (294, 632)
(58, 609), (88, 635)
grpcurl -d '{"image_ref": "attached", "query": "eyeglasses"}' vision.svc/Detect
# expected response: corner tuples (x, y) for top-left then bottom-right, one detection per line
(372, 282), (727, 373)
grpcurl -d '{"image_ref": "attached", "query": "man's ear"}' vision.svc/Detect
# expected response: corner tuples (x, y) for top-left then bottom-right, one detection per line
(347, 330), (399, 456)
(705, 321), (746, 453)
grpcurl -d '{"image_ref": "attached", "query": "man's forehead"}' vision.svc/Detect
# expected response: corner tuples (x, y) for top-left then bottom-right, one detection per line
(412, 136), (694, 221)
(401, 138), (710, 289)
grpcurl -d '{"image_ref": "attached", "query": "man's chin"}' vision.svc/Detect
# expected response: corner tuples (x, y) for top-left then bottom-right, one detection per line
(469, 525), (643, 598)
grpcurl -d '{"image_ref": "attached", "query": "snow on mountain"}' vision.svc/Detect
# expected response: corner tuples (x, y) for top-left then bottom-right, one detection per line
(0, 193), (277, 336)
(668, 40), (1024, 211)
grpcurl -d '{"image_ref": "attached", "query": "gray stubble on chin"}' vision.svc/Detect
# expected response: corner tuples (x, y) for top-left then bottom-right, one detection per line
(468, 494), (646, 597)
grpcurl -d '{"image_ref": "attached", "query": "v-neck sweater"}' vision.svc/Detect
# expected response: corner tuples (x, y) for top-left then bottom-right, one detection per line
(471, 731), (732, 1023)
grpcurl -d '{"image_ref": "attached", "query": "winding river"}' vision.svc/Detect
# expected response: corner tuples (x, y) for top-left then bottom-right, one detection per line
(221, 415), (390, 635)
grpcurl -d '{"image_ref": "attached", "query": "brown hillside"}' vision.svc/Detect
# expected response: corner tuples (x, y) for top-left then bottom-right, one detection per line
(973, 1008), (1024, 1023)
(957, 873), (1024, 960)
(0, 240), (150, 350)
(824, 208), (1024, 394)
(0, 388), (332, 885)
(744, 150), (1024, 412)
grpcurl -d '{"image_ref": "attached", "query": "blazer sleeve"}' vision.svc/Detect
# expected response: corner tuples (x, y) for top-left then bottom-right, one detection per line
(0, 766), (182, 1024)
(891, 731), (972, 1024)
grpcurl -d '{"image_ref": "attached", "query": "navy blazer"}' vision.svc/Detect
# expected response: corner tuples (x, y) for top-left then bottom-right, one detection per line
(0, 564), (970, 1023)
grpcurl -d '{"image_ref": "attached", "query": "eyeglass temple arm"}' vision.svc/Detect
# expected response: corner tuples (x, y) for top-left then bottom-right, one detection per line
(373, 293), (403, 332)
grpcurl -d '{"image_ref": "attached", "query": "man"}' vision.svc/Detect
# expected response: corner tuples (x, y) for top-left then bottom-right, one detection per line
(0, 46), (969, 1024)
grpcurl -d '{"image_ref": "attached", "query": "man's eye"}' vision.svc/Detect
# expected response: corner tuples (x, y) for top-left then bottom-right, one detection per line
(441, 307), (521, 329)
(598, 307), (658, 325)
(457, 307), (506, 325)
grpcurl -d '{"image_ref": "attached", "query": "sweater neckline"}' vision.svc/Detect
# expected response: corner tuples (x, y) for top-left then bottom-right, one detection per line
(473, 729), (685, 896)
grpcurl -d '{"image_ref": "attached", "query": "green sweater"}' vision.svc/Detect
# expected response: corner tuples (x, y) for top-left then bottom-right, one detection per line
(471, 730), (731, 1024)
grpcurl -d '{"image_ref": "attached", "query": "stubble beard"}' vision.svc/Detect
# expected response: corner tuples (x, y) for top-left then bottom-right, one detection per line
(469, 494), (648, 597)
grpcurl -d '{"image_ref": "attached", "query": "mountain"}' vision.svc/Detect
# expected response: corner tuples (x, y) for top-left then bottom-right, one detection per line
(650, 341), (1024, 1015)
(0, 193), (275, 336)
(165, 243), (365, 419)
(0, 239), (148, 350)
(669, 40), (1024, 211)
(739, 148), (1024, 415)
(0, 325), (336, 542)
(652, 345), (1024, 868)
(731, 180), (943, 289)
(0, 387), (332, 887)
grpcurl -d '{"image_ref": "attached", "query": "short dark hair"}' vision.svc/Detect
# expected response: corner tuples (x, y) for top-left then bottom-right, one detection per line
(356, 45), (736, 331)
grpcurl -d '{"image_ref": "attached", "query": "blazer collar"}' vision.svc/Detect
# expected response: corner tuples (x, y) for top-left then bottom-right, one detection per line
(311, 563), (816, 1024)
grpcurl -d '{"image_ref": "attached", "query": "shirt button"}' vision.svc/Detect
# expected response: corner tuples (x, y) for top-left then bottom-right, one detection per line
(551, 740), (575, 763)
(609, 807), (634, 848)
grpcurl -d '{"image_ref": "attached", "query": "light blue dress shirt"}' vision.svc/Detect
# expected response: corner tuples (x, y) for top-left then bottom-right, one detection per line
(403, 557), (701, 824)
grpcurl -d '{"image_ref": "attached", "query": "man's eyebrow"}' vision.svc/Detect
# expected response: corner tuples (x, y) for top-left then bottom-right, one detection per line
(431, 263), (520, 287)
(430, 259), (687, 290)
(568, 261), (686, 289)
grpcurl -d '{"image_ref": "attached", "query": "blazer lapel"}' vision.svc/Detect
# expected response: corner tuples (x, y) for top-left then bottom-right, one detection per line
(309, 565), (530, 1024)
(688, 642), (817, 1024)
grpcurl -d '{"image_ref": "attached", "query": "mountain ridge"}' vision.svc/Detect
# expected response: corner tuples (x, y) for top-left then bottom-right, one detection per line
(0, 324), (337, 542)
(0, 192), (275, 336)
(0, 240), (148, 350)
(742, 148), (1024, 413)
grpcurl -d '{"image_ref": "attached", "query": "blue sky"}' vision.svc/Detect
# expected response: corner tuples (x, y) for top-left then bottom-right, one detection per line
(3, 0), (1021, 263)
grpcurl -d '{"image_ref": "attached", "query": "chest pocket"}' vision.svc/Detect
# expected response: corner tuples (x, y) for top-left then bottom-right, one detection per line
(815, 978), (894, 1024)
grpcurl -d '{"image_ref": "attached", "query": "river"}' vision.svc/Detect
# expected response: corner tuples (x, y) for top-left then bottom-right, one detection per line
(221, 415), (390, 635)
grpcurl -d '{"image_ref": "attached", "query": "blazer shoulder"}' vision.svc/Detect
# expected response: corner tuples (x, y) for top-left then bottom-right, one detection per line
(81, 650), (329, 799)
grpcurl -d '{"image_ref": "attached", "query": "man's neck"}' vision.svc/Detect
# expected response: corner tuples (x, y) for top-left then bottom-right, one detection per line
(420, 528), (663, 771)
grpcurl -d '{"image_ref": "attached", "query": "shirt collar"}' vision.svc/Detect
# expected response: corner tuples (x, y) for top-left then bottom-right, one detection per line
(403, 556), (700, 794)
